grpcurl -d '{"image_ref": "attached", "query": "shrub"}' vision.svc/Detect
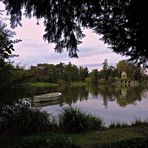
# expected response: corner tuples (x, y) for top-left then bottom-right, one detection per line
(0, 104), (57, 136)
(109, 122), (128, 128)
(131, 119), (148, 127)
(59, 107), (104, 133)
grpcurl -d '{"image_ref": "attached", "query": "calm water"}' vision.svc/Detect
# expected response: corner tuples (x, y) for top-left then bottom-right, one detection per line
(1, 85), (148, 125)
(37, 85), (148, 125)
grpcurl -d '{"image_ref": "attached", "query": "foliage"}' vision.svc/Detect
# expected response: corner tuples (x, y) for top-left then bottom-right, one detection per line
(90, 69), (99, 84)
(0, 104), (56, 136)
(64, 62), (79, 82)
(109, 122), (129, 128)
(98, 60), (145, 83)
(116, 60), (142, 80)
(1, 60), (144, 89)
(28, 62), (88, 83)
(0, 62), (29, 104)
(0, 20), (18, 61)
(59, 107), (104, 133)
(2, 0), (148, 64)
(99, 63), (117, 82)
(85, 77), (90, 84)
(131, 119), (148, 127)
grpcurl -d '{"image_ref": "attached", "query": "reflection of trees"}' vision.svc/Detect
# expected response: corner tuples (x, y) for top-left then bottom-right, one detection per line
(116, 87), (143, 107)
(2, 84), (146, 109)
(89, 84), (99, 97)
(61, 86), (88, 105)
(97, 85), (146, 108)
(98, 85), (118, 108)
(28, 87), (58, 96)
(141, 88), (148, 98)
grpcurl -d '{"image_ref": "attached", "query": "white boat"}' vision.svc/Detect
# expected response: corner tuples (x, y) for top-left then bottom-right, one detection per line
(33, 92), (62, 103)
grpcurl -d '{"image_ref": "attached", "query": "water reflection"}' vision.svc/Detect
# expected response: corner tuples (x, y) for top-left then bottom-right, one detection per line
(28, 85), (148, 110)
(97, 85), (143, 108)
(0, 84), (148, 124)
(1, 84), (147, 108)
(61, 86), (89, 105)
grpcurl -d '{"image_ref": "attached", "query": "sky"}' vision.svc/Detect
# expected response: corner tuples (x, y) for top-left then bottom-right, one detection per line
(1, 3), (127, 71)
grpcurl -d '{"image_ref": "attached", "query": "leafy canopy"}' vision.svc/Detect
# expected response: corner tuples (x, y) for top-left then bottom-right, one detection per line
(2, 0), (148, 65)
(0, 20), (20, 61)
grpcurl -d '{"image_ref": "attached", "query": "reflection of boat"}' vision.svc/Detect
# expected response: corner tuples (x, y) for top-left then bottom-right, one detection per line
(33, 99), (62, 107)
(33, 92), (62, 103)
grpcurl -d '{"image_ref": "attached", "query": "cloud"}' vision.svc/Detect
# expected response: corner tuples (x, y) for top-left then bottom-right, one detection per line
(10, 16), (127, 69)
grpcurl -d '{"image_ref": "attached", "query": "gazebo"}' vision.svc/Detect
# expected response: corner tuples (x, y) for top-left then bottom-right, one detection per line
(121, 71), (127, 79)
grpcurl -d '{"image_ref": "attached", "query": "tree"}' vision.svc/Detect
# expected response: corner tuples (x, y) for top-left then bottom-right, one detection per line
(99, 59), (117, 81)
(0, 20), (20, 62)
(55, 62), (65, 82)
(116, 60), (129, 74)
(116, 60), (142, 80)
(102, 59), (109, 71)
(78, 66), (89, 81)
(64, 62), (78, 82)
(1, 0), (148, 65)
(90, 69), (99, 84)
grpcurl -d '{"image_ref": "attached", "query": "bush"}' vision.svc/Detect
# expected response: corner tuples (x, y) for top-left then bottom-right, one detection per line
(59, 107), (104, 133)
(131, 119), (148, 127)
(109, 122), (128, 128)
(0, 104), (57, 136)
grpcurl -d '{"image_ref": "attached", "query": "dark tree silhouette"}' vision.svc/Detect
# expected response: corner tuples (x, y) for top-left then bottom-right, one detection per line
(1, 0), (148, 65)
(0, 20), (21, 61)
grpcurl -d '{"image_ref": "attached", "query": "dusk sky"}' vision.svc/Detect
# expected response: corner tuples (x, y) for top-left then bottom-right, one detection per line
(1, 2), (127, 70)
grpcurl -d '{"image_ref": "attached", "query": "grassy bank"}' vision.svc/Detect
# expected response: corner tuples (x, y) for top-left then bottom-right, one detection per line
(1, 106), (148, 148)
(1, 127), (148, 148)
(27, 82), (59, 87)
(27, 81), (87, 87)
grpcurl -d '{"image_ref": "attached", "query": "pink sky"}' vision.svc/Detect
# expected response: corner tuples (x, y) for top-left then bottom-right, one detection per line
(1, 2), (127, 70)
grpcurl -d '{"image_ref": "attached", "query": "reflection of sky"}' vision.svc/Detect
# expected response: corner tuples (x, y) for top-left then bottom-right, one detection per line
(41, 91), (148, 126)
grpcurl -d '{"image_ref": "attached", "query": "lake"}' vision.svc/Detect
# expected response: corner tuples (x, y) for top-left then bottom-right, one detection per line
(30, 85), (148, 125)
(1, 85), (148, 125)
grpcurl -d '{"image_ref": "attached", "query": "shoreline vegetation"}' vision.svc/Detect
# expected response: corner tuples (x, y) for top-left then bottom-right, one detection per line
(0, 61), (148, 147)
(0, 106), (148, 148)
(27, 81), (87, 88)
(27, 81), (147, 88)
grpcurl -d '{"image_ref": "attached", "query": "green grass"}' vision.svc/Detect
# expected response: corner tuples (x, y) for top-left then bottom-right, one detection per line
(1, 127), (148, 148)
(27, 82), (59, 87)
(1, 106), (148, 147)
(70, 128), (142, 146)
